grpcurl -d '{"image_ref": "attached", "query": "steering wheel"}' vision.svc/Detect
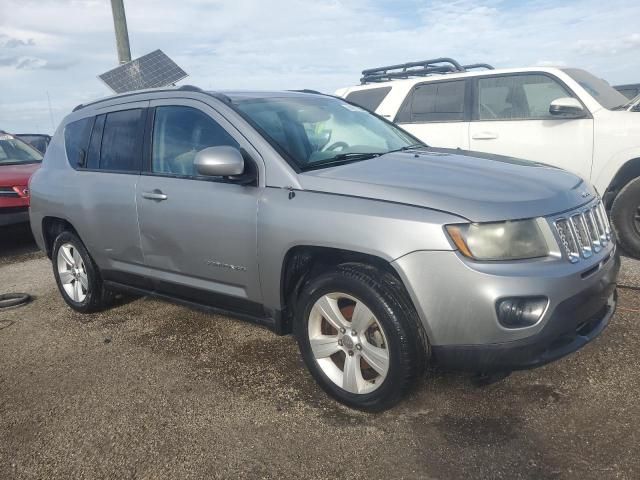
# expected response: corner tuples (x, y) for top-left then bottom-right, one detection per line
(479, 103), (498, 119)
(325, 141), (349, 152)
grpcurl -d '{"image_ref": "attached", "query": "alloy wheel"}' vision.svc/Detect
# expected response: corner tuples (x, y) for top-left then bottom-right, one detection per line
(308, 292), (389, 394)
(57, 243), (89, 303)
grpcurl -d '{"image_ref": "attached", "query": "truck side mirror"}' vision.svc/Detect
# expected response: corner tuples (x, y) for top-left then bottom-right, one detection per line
(549, 97), (586, 118)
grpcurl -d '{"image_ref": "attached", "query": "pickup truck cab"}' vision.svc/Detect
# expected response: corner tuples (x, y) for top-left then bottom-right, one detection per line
(336, 58), (640, 257)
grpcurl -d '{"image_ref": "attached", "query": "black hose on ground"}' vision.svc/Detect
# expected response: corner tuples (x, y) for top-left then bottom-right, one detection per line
(0, 293), (31, 309)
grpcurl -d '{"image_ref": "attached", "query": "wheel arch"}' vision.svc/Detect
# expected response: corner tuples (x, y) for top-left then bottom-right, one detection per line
(41, 216), (79, 258)
(278, 245), (411, 333)
(603, 157), (640, 209)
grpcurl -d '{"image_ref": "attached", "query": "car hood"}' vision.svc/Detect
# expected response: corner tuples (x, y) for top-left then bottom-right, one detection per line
(299, 148), (595, 222)
(0, 162), (41, 186)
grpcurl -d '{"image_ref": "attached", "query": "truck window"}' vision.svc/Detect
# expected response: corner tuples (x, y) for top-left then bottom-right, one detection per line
(477, 74), (571, 120)
(345, 87), (391, 112)
(396, 80), (466, 123)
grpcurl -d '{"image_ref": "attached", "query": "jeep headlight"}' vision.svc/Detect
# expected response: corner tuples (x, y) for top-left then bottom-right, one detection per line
(446, 219), (549, 261)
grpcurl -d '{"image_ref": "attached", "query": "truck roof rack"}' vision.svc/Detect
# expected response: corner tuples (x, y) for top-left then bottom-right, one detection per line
(360, 57), (494, 84)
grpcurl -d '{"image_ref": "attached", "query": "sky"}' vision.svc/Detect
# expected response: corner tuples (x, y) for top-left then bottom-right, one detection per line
(0, 0), (639, 134)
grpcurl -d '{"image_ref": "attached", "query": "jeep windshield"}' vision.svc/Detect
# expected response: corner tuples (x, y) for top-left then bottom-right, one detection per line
(230, 94), (422, 170)
(0, 133), (43, 165)
(562, 68), (629, 110)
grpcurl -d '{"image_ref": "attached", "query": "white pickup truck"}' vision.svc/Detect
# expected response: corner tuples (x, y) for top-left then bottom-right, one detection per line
(336, 58), (640, 256)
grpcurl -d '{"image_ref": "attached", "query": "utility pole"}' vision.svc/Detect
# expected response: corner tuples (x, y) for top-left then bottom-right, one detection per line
(110, 0), (132, 64)
(46, 91), (56, 132)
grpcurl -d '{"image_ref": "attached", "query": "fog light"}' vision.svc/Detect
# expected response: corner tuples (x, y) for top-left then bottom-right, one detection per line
(496, 297), (548, 328)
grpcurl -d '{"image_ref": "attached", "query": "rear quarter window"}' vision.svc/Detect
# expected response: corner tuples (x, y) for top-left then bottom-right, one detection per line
(64, 118), (93, 168)
(345, 87), (392, 112)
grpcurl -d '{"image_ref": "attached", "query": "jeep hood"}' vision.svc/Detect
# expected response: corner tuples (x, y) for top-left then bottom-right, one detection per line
(299, 148), (595, 222)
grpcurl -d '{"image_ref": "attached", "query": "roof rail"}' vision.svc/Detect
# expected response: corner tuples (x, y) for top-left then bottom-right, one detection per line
(463, 63), (494, 71)
(72, 85), (212, 112)
(288, 89), (324, 95)
(177, 84), (203, 92)
(360, 57), (494, 84)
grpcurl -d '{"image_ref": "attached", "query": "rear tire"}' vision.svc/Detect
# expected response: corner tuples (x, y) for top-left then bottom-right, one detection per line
(52, 231), (113, 313)
(610, 177), (640, 258)
(295, 263), (428, 411)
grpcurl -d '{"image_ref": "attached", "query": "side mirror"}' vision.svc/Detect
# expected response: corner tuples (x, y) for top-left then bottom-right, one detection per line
(194, 146), (245, 177)
(549, 97), (586, 118)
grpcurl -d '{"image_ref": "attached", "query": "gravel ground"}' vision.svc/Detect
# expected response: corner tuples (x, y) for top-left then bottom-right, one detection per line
(0, 224), (42, 267)
(1, 229), (639, 479)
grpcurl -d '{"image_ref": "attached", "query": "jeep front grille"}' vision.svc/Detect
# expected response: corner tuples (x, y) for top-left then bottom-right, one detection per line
(554, 201), (611, 263)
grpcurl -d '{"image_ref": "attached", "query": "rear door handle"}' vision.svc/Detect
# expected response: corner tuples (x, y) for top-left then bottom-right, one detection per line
(472, 132), (499, 140)
(142, 190), (168, 201)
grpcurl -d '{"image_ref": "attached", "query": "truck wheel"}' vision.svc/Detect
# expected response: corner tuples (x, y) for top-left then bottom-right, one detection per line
(52, 231), (113, 313)
(611, 177), (640, 258)
(295, 263), (428, 411)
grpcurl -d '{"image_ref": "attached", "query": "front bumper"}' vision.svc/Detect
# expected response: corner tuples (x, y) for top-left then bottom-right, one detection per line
(393, 244), (620, 372)
(0, 206), (30, 226)
(432, 286), (617, 372)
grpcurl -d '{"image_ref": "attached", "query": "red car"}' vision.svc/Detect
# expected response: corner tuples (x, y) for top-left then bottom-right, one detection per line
(0, 131), (43, 227)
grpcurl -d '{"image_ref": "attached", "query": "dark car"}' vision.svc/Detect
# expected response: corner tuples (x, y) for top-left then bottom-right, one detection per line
(0, 131), (43, 226)
(15, 133), (51, 154)
(614, 83), (640, 100)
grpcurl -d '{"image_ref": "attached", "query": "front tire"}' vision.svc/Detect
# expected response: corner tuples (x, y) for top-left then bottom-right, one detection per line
(295, 263), (428, 411)
(52, 231), (112, 313)
(611, 177), (640, 258)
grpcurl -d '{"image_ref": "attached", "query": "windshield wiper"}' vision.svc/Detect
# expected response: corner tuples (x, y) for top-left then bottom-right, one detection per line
(385, 143), (428, 154)
(301, 144), (427, 171)
(302, 152), (381, 171)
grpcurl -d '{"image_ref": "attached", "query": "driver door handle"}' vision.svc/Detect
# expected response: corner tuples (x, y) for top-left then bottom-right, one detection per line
(142, 190), (168, 201)
(472, 132), (499, 140)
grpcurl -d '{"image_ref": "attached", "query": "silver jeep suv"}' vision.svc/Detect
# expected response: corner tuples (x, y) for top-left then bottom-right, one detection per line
(29, 87), (619, 411)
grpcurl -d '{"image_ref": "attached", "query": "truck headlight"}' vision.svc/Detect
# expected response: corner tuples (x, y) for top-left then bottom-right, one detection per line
(446, 219), (550, 261)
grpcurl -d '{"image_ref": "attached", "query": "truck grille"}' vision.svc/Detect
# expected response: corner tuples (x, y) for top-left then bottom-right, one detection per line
(0, 187), (19, 198)
(554, 201), (611, 263)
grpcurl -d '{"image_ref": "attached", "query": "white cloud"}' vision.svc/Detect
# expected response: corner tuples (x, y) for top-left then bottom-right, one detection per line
(0, 34), (36, 48)
(536, 60), (568, 68)
(0, 0), (639, 133)
(574, 33), (640, 55)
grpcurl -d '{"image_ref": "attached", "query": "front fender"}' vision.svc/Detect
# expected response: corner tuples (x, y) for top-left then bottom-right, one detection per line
(593, 147), (640, 195)
(256, 188), (462, 310)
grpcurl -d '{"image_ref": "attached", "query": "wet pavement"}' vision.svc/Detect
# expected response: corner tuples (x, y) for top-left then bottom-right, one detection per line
(0, 248), (639, 479)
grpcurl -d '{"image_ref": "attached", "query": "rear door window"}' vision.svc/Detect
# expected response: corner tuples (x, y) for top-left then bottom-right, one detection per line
(99, 109), (144, 172)
(86, 114), (106, 170)
(64, 118), (93, 168)
(396, 80), (466, 122)
(345, 87), (392, 111)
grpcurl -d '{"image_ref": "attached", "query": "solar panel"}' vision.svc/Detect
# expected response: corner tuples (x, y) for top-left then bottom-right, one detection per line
(98, 49), (188, 94)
